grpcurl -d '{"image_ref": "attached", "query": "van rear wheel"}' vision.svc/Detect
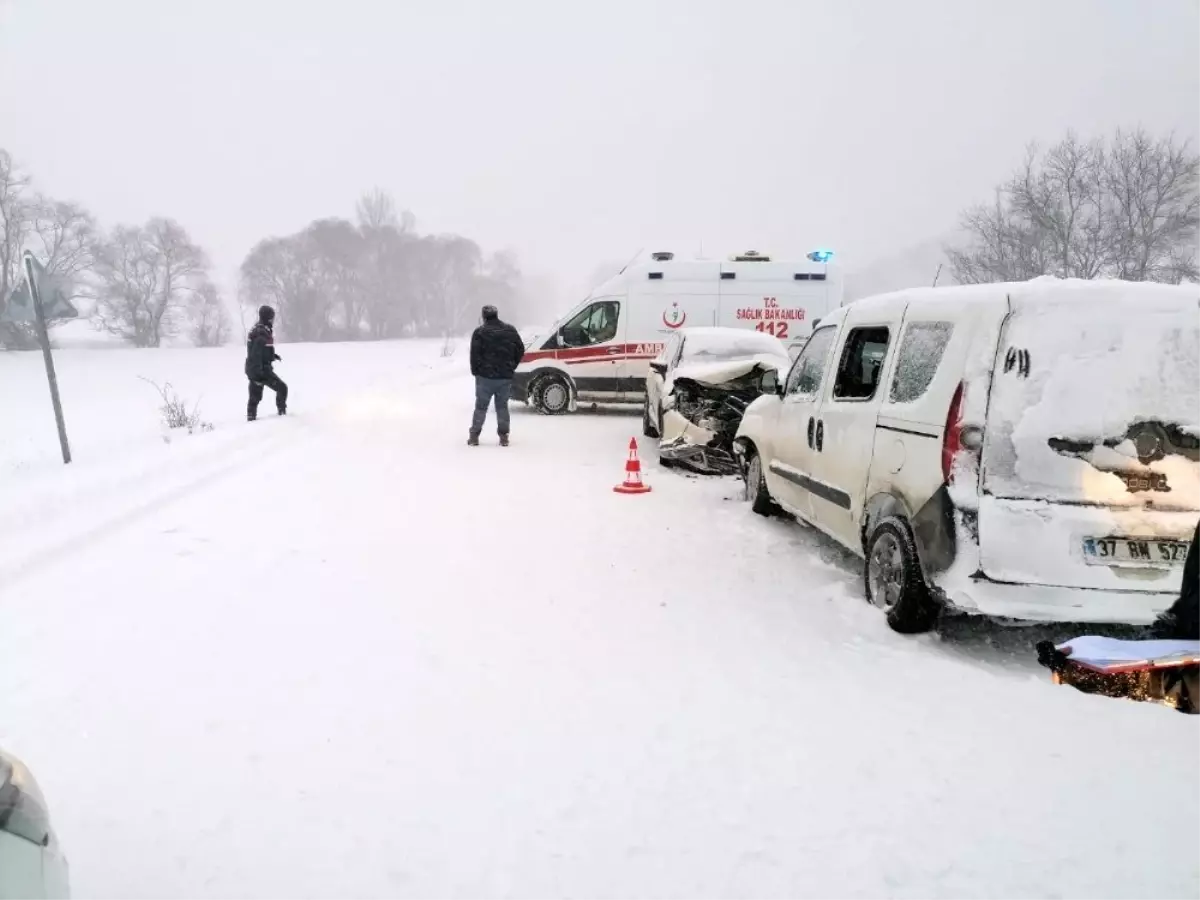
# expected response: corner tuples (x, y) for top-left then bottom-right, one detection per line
(865, 517), (940, 634)
(534, 375), (571, 415)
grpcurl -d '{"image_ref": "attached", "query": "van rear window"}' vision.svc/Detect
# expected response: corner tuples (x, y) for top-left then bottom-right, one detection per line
(889, 321), (953, 404)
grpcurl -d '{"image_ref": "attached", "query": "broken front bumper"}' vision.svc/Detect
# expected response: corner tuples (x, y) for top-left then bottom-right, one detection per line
(658, 411), (740, 475)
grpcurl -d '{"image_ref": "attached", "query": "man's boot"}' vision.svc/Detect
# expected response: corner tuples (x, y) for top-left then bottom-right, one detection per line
(467, 433), (480, 446)
(499, 434), (510, 447)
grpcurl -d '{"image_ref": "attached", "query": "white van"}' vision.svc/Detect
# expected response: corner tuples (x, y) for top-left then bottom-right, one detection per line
(514, 251), (841, 414)
(735, 277), (1199, 633)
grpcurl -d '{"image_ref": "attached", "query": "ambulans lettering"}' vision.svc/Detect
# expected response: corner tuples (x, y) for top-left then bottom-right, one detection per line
(634, 342), (665, 356)
(735, 296), (805, 340)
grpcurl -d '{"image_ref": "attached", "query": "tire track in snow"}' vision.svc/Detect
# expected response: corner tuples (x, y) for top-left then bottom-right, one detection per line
(0, 421), (304, 593)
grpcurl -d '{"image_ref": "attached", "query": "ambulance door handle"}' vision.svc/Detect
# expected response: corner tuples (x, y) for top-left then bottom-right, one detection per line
(806, 417), (815, 449)
(815, 419), (824, 452)
(606, 347), (621, 354)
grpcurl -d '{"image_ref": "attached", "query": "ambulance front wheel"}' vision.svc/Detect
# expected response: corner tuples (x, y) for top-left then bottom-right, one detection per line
(533, 374), (572, 415)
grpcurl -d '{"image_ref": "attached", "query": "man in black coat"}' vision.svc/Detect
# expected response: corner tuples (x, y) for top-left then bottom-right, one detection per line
(245, 305), (287, 421)
(468, 304), (524, 446)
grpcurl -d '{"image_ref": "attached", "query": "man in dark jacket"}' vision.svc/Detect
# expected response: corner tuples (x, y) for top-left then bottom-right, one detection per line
(245, 305), (287, 421)
(468, 304), (524, 446)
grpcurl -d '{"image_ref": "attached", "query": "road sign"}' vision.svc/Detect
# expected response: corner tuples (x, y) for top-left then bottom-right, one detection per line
(1, 255), (78, 323)
(15, 252), (73, 464)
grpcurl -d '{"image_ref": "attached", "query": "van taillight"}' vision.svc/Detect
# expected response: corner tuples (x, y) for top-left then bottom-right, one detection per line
(942, 381), (965, 483)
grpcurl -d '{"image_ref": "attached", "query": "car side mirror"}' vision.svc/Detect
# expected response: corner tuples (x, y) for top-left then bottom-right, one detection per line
(760, 368), (781, 395)
(650, 360), (667, 376)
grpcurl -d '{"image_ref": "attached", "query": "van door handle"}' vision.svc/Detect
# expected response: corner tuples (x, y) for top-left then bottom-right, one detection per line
(815, 419), (824, 452)
(806, 417), (815, 449)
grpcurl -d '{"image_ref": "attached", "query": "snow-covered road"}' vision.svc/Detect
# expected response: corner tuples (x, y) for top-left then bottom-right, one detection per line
(1, 341), (1197, 898)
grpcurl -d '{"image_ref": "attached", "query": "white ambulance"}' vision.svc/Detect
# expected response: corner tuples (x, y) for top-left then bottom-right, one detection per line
(514, 250), (842, 414)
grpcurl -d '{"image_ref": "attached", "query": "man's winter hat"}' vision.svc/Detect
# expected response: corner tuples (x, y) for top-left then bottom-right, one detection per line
(481, 304), (499, 320)
(259, 305), (276, 323)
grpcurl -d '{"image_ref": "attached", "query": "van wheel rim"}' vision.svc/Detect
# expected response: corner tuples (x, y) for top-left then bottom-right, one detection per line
(868, 534), (904, 610)
(543, 382), (567, 411)
(746, 456), (761, 502)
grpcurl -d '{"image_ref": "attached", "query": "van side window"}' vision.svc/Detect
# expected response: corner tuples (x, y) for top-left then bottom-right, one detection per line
(785, 326), (837, 397)
(889, 322), (954, 404)
(560, 300), (620, 347)
(832, 327), (890, 401)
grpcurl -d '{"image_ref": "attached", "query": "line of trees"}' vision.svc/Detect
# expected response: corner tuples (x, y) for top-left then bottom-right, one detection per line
(0, 148), (226, 350)
(1, 150), (535, 350)
(238, 189), (523, 343)
(946, 128), (1199, 285)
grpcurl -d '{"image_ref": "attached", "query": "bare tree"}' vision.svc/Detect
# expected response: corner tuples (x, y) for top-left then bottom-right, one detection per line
(303, 218), (365, 339)
(189, 281), (232, 347)
(0, 150), (37, 349)
(240, 190), (527, 342)
(947, 129), (1199, 285)
(93, 217), (210, 347)
(0, 151), (98, 349)
(1106, 129), (1200, 283)
(240, 234), (329, 342)
(355, 187), (414, 234)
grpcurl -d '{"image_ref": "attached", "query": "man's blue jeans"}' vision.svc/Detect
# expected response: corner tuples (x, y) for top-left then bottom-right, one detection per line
(471, 377), (512, 437)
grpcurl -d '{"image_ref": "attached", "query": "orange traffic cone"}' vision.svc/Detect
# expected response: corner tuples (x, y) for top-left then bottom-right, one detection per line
(613, 437), (652, 494)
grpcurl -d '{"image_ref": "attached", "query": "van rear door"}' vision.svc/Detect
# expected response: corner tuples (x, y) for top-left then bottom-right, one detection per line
(977, 289), (1199, 595)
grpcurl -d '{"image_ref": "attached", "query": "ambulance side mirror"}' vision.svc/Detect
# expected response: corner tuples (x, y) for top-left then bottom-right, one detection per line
(650, 360), (667, 376)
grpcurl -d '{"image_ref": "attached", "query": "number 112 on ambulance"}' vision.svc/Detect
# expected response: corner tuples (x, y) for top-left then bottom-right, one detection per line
(736, 296), (806, 341)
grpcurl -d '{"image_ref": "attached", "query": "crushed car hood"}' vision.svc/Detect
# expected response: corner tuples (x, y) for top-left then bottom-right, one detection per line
(659, 357), (784, 476)
(666, 354), (786, 389)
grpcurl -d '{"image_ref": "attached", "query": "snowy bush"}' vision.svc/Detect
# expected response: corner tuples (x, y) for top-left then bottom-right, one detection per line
(139, 377), (213, 435)
(441, 334), (456, 357)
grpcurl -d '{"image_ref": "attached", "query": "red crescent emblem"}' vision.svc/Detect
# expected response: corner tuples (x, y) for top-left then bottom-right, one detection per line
(662, 303), (686, 329)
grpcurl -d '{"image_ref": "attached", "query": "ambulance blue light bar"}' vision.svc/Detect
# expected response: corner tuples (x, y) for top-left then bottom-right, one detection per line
(807, 249), (834, 263)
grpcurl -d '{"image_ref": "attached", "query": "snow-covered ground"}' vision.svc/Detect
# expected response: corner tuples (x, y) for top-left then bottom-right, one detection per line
(0, 340), (1196, 899)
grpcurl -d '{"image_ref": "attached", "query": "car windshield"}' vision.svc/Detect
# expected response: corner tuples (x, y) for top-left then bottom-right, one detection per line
(682, 332), (788, 362)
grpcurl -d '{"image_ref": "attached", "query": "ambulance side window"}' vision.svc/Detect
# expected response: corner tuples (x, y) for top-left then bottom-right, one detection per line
(560, 300), (620, 347)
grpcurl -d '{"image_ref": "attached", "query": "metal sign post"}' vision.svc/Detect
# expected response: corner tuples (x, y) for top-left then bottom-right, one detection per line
(23, 251), (72, 464)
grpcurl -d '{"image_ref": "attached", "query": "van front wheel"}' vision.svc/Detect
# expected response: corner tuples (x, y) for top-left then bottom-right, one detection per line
(744, 450), (778, 517)
(533, 375), (571, 415)
(865, 517), (939, 634)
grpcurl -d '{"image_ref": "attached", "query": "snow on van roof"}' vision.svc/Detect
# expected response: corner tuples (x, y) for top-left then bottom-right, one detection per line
(847, 275), (1197, 314)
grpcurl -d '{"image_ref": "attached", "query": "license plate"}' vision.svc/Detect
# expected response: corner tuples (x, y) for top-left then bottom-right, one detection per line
(1083, 536), (1189, 566)
(1115, 471), (1169, 493)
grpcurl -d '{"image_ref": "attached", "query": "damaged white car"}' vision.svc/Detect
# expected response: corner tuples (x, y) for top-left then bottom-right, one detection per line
(643, 327), (790, 474)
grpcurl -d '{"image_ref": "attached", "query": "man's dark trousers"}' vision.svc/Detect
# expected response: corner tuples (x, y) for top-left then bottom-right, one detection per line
(248, 373), (288, 419)
(471, 376), (511, 437)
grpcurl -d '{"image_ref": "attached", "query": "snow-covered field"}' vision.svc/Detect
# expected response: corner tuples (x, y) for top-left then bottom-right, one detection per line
(0, 339), (1196, 899)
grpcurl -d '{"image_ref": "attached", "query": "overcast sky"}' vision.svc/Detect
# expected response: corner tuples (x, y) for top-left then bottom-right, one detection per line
(1, 0), (1196, 299)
